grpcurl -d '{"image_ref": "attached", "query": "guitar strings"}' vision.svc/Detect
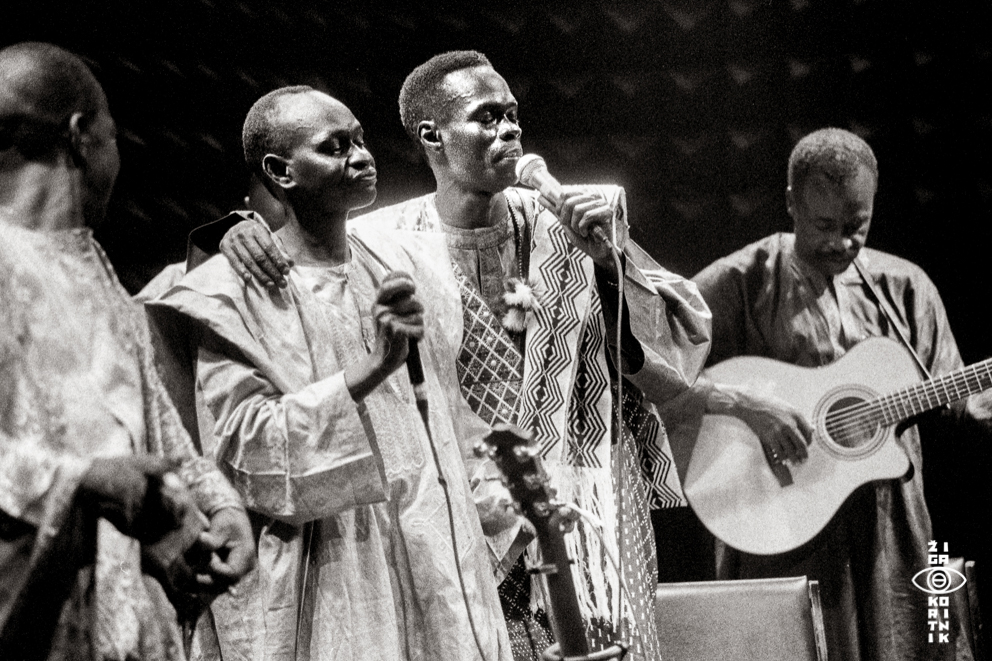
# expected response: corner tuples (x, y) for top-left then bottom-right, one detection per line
(817, 364), (992, 442)
(825, 367), (992, 431)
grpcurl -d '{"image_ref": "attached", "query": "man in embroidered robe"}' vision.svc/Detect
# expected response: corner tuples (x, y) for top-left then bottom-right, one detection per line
(0, 42), (254, 661)
(218, 51), (711, 660)
(136, 176), (290, 462)
(149, 86), (511, 660)
(665, 127), (992, 661)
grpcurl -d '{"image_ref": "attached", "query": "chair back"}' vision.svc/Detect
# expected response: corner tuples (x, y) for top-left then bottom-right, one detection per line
(948, 557), (986, 661)
(656, 576), (827, 661)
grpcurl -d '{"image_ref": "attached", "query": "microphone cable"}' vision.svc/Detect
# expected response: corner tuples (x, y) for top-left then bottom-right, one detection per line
(358, 242), (491, 661)
(414, 383), (491, 661)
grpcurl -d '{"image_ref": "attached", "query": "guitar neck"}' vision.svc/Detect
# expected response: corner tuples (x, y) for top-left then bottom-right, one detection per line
(479, 424), (592, 656)
(534, 522), (591, 656)
(876, 358), (992, 425)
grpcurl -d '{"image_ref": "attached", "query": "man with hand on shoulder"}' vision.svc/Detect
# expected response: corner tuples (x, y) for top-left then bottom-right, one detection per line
(219, 52), (712, 661)
(148, 85), (511, 660)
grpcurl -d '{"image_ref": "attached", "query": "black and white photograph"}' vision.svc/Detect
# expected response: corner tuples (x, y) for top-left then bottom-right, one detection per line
(2, 2), (990, 660)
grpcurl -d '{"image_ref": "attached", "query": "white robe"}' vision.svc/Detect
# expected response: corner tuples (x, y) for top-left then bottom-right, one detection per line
(151, 223), (511, 661)
(0, 221), (242, 661)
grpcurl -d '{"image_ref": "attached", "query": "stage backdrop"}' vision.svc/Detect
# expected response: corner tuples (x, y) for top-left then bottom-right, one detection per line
(6, 0), (991, 627)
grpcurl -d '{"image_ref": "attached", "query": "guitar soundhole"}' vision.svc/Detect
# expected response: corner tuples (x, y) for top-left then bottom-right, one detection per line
(815, 385), (886, 459)
(824, 396), (879, 449)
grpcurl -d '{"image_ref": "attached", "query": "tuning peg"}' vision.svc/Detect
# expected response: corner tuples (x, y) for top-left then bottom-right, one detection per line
(473, 441), (492, 458)
(513, 445), (537, 462)
(523, 474), (546, 490)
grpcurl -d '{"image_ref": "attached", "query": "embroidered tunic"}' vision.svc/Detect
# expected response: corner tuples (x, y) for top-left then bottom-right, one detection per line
(151, 224), (511, 661)
(0, 221), (241, 661)
(357, 187), (712, 660)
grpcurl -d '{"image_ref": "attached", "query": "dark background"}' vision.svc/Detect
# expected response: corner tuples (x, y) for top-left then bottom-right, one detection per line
(6, 0), (991, 636)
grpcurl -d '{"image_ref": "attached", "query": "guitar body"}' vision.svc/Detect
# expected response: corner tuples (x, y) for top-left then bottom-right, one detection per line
(685, 337), (922, 556)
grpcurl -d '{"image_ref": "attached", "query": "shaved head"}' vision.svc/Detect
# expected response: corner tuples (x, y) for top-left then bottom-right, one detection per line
(242, 85), (316, 185)
(0, 42), (107, 160)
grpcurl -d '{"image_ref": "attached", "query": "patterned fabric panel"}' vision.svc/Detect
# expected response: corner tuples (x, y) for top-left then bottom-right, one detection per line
(618, 380), (685, 509)
(451, 261), (524, 426)
(563, 297), (608, 469)
(517, 222), (588, 458)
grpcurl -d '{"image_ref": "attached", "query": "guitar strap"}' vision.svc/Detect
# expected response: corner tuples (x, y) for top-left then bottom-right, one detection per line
(854, 259), (933, 379)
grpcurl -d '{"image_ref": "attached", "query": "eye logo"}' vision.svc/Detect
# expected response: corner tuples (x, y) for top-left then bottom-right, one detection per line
(912, 567), (967, 595)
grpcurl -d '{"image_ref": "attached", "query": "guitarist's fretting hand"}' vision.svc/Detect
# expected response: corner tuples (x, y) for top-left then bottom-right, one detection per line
(704, 378), (812, 464)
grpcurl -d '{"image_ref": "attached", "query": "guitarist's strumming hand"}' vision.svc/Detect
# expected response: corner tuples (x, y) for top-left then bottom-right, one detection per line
(704, 378), (812, 464)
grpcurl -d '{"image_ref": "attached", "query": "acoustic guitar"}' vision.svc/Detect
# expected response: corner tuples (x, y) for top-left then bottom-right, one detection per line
(685, 336), (992, 556)
(478, 423), (627, 661)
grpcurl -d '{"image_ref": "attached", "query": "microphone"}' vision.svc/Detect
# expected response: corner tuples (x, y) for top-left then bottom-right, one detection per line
(406, 339), (429, 420)
(515, 154), (611, 246)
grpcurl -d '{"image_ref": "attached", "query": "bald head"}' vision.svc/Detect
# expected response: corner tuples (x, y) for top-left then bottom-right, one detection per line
(242, 85), (319, 185)
(242, 87), (376, 219)
(0, 42), (107, 160)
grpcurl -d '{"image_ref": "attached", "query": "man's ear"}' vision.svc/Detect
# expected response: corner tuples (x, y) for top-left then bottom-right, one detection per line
(785, 185), (797, 221)
(262, 154), (294, 190)
(417, 120), (442, 153)
(66, 112), (89, 168)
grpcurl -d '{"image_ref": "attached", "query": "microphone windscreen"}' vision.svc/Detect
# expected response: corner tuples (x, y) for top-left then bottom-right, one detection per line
(515, 154), (547, 186)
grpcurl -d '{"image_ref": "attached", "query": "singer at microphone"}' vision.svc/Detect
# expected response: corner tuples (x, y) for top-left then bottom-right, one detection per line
(213, 56), (715, 659)
(358, 270), (427, 404)
(516, 154), (613, 258)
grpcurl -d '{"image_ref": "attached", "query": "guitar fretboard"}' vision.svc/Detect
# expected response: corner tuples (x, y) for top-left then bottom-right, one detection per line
(828, 359), (992, 433)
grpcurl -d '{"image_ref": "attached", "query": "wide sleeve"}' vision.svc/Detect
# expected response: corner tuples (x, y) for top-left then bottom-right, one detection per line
(137, 325), (244, 519)
(620, 239), (713, 404)
(652, 253), (756, 480)
(691, 254), (758, 367)
(195, 339), (388, 526)
(905, 270), (965, 377)
(899, 267), (992, 430)
(0, 256), (90, 531)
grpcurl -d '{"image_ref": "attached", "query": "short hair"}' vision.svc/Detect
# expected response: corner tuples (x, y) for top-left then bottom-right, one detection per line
(242, 85), (315, 181)
(398, 50), (493, 142)
(0, 42), (106, 159)
(787, 127), (879, 197)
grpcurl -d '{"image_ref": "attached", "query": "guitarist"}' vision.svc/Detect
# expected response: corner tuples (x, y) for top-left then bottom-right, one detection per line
(664, 127), (992, 661)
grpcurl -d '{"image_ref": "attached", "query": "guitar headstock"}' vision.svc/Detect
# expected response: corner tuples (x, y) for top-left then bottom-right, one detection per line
(475, 422), (557, 521)
(476, 429), (603, 656)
